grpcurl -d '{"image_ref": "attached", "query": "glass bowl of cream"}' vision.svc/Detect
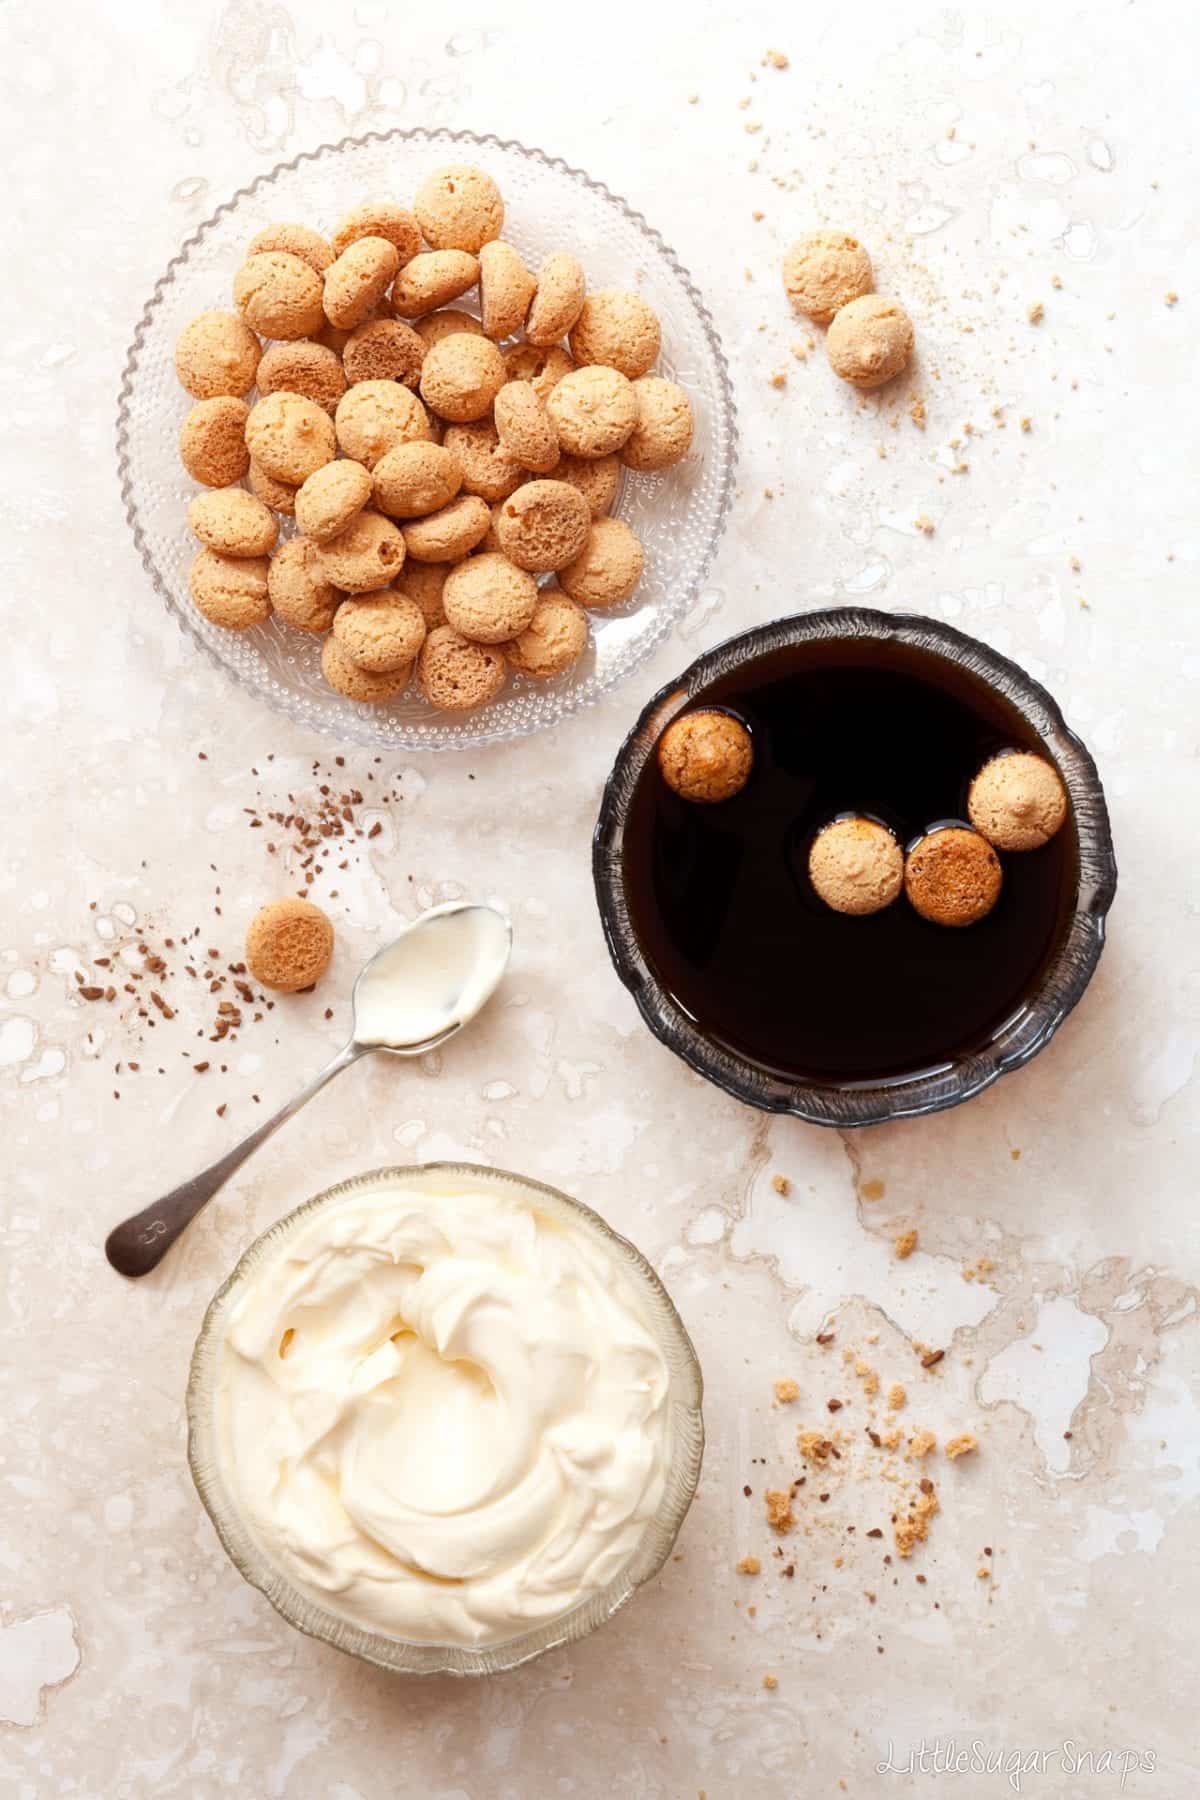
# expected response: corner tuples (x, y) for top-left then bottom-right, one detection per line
(186, 1163), (704, 1676)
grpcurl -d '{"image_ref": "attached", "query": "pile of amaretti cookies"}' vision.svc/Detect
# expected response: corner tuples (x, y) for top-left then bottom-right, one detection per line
(172, 164), (695, 713)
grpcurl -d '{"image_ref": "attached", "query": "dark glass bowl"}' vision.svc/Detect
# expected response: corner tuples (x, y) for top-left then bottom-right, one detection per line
(593, 608), (1118, 1128)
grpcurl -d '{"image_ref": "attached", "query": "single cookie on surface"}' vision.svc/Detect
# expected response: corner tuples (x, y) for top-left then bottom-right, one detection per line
(189, 550), (271, 630)
(526, 250), (587, 347)
(904, 826), (1002, 927)
(546, 365), (638, 458)
(330, 201), (421, 265)
(478, 241), (536, 340)
(442, 553), (538, 644)
(415, 308), (485, 347)
(174, 310), (261, 400)
(414, 164), (504, 253)
(392, 250), (480, 319)
(658, 710), (753, 803)
(620, 377), (694, 472)
(494, 480), (591, 572)
(417, 625), (507, 711)
(335, 380), (433, 468)
(441, 420), (524, 502)
(493, 381), (559, 473)
(314, 510), (406, 593)
(373, 436), (462, 516)
(558, 517), (645, 608)
(968, 752), (1068, 851)
(826, 295), (914, 390)
(782, 232), (873, 324)
(333, 592), (426, 672)
(808, 817), (903, 916)
(246, 897), (335, 992)
(233, 251), (325, 340)
(180, 397), (250, 487)
(504, 342), (576, 401)
(245, 391), (337, 485)
(247, 222), (334, 276)
(187, 487), (279, 557)
(568, 288), (661, 379)
(342, 317), (426, 388)
(294, 459), (373, 544)
(323, 236), (401, 331)
(256, 340), (348, 415)
(394, 561), (449, 630)
(321, 634), (413, 703)
(247, 460), (297, 515)
(267, 536), (341, 633)
(504, 588), (589, 679)
(419, 333), (507, 422)
(556, 453), (620, 518)
(401, 495), (492, 563)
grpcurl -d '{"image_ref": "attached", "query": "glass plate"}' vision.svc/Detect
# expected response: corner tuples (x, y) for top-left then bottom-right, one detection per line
(117, 128), (737, 750)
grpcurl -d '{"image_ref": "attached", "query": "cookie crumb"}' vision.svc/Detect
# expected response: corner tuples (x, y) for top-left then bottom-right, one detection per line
(887, 1383), (907, 1411)
(774, 1377), (800, 1404)
(768, 370), (787, 388)
(737, 1554), (761, 1576)
(908, 396), (927, 430)
(765, 1489), (795, 1532)
(894, 1228), (918, 1260)
(1027, 301), (1044, 324)
(762, 1673), (778, 1690)
(977, 1566), (990, 1580)
(1050, 273), (1063, 290)
(860, 1178), (885, 1201)
(763, 48), (789, 69)
(771, 1173), (791, 1196)
(894, 1483), (939, 1557)
(909, 1428), (937, 1458)
(1020, 416), (1032, 432)
(914, 514), (935, 535)
(946, 1433), (978, 1460)
(1069, 555), (1081, 571)
(1165, 290), (1179, 306)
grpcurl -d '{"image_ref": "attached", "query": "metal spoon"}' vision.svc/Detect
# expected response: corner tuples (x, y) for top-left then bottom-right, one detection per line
(104, 902), (512, 1278)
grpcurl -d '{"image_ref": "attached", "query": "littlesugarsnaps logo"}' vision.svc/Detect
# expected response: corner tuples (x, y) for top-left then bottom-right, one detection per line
(876, 1739), (1158, 1792)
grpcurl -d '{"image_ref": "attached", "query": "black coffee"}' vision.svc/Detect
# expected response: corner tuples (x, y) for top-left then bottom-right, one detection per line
(622, 636), (1078, 1084)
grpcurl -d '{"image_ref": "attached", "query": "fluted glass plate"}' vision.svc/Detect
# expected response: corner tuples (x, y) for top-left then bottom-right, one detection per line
(117, 128), (737, 750)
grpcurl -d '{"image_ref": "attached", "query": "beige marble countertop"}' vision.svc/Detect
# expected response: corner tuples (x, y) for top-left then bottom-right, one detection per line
(2, 1), (1197, 1794)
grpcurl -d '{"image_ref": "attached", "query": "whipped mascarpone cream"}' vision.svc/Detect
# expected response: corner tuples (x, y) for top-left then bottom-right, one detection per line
(215, 1173), (672, 1646)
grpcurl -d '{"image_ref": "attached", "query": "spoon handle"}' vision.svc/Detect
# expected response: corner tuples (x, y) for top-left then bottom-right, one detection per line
(104, 1039), (369, 1278)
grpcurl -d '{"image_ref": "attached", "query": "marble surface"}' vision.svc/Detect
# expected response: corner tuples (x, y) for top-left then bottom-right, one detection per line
(2, 1), (1197, 1794)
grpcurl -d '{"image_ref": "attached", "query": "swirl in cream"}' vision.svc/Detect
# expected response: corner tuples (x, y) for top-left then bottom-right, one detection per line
(215, 1174), (671, 1646)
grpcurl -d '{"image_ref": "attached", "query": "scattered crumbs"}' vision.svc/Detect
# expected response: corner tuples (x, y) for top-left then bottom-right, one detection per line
(908, 1428), (937, 1459)
(894, 1228), (918, 1261)
(774, 1377), (800, 1404)
(914, 514), (935, 536)
(1020, 416), (1032, 433)
(945, 1433), (978, 1461)
(763, 47), (789, 69)
(908, 396), (927, 430)
(887, 1383), (907, 1411)
(744, 120), (763, 136)
(895, 1483), (939, 1558)
(1027, 301), (1044, 324)
(737, 1554), (761, 1576)
(769, 370), (787, 388)
(765, 1489), (795, 1533)
(762, 1673), (778, 1691)
(771, 1173), (791, 1196)
(797, 1430), (835, 1463)
(1165, 290), (1179, 307)
(860, 1178), (885, 1202)
(1050, 273), (1063, 290)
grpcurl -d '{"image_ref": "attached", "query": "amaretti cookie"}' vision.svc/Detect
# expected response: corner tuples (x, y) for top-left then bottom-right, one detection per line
(332, 593), (426, 672)
(323, 236), (401, 331)
(904, 827), (1001, 927)
(620, 377), (693, 472)
(179, 397), (250, 487)
(233, 251), (324, 340)
(546, 365), (637, 458)
(394, 561), (449, 629)
(174, 310), (261, 400)
(809, 817), (903, 916)
(267, 536), (341, 633)
(558, 517), (645, 608)
(555, 453), (620, 518)
(568, 289), (661, 379)
(478, 241), (536, 339)
(247, 461), (298, 515)
(493, 381), (559, 473)
(419, 333), (507, 422)
(414, 165), (504, 253)
(658, 710), (753, 803)
(314, 510), (406, 593)
(826, 295), (914, 390)
(245, 391), (337, 485)
(401, 495), (492, 563)
(342, 318), (426, 388)
(187, 487), (279, 558)
(442, 420), (524, 502)
(782, 232), (873, 324)
(493, 480), (591, 572)
(525, 251), (587, 346)
(415, 308), (485, 347)
(256, 340), (348, 414)
(321, 635), (413, 703)
(968, 753), (1067, 851)
(330, 201), (421, 264)
(504, 342), (576, 402)
(392, 251), (480, 319)
(442, 553), (538, 643)
(417, 625), (507, 711)
(294, 458), (373, 544)
(246, 897), (334, 991)
(246, 222), (334, 276)
(504, 589), (589, 679)
(335, 380), (433, 468)
(373, 441), (463, 518)
(188, 550), (271, 630)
